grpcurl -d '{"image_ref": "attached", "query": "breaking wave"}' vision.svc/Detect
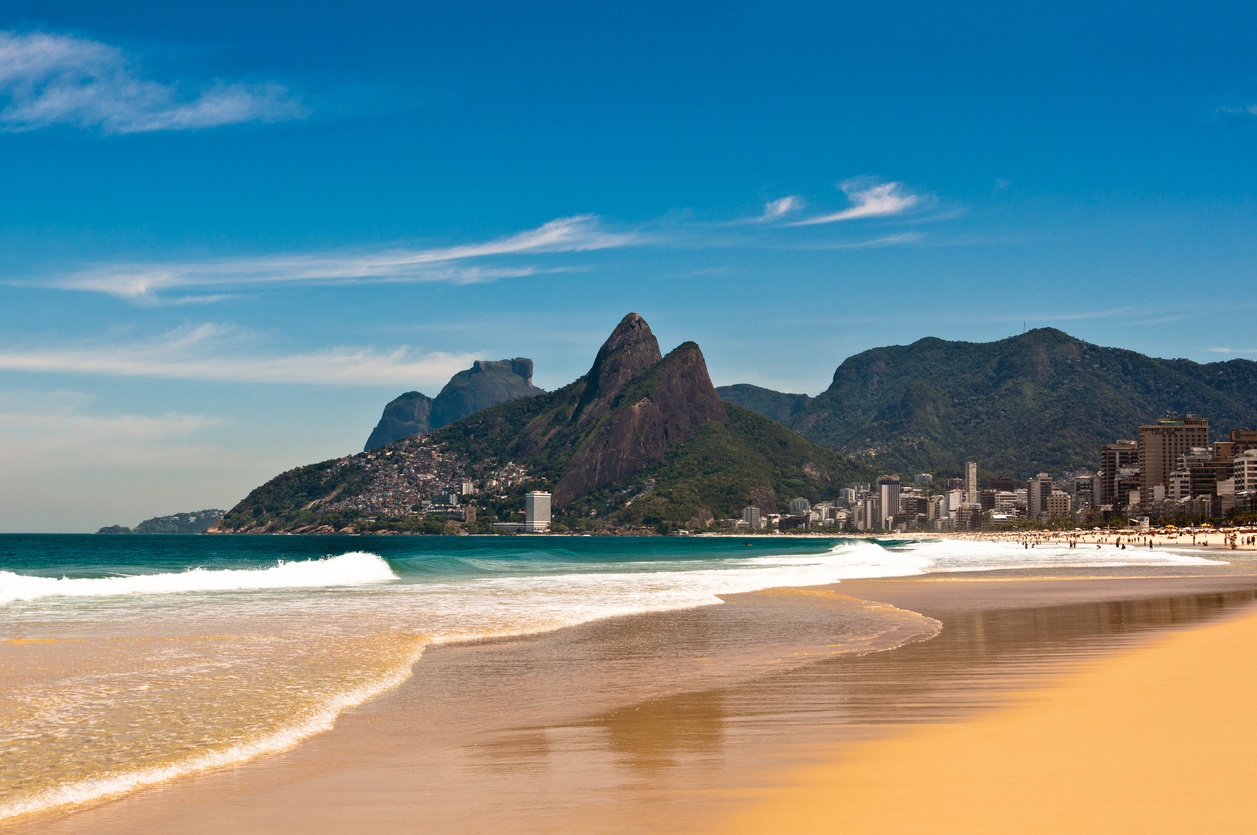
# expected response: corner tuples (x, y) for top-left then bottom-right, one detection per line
(0, 551), (398, 604)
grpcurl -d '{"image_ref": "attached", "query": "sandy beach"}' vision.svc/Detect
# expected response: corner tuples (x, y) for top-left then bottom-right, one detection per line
(724, 573), (1257, 833)
(11, 556), (1257, 834)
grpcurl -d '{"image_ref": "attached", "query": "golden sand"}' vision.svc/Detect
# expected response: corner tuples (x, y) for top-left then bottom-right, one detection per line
(722, 601), (1257, 834)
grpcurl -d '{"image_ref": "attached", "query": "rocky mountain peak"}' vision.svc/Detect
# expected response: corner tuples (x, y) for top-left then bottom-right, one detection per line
(365, 357), (541, 451)
(570, 312), (663, 428)
(554, 338), (727, 504)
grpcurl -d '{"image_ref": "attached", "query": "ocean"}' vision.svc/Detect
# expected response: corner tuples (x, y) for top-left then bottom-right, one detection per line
(0, 533), (1222, 822)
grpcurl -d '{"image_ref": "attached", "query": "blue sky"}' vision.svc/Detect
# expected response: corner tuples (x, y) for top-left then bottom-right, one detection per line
(2, 1), (1256, 530)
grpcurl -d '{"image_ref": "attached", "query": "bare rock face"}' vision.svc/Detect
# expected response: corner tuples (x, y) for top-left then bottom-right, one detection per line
(365, 391), (433, 451)
(365, 358), (540, 450)
(429, 358), (539, 430)
(569, 313), (663, 429)
(555, 339), (727, 504)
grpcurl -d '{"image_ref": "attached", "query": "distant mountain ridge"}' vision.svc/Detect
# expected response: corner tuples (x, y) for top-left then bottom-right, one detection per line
(216, 314), (868, 533)
(364, 357), (541, 450)
(719, 328), (1257, 478)
(97, 509), (225, 535)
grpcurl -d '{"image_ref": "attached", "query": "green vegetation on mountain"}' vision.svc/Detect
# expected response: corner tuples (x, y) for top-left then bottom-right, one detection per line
(218, 461), (375, 532)
(714, 384), (811, 424)
(720, 328), (1257, 478)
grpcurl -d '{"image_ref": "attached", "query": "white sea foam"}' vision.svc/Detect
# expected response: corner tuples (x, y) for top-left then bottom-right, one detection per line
(880, 537), (1223, 573)
(0, 551), (398, 604)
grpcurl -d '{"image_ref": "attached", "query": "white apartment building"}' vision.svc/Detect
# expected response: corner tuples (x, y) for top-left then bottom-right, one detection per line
(524, 491), (552, 532)
(1234, 449), (1257, 494)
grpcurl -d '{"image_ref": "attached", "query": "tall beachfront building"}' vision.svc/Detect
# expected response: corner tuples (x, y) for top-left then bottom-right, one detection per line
(524, 491), (552, 532)
(1138, 416), (1209, 509)
(877, 476), (901, 532)
(1027, 473), (1055, 520)
(964, 461), (978, 505)
(1099, 440), (1139, 508)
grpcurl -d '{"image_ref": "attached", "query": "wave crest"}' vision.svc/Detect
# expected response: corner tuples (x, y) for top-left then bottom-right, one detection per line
(0, 552), (397, 604)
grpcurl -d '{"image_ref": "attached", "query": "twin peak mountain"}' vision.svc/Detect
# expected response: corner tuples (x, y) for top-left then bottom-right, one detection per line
(216, 313), (852, 532)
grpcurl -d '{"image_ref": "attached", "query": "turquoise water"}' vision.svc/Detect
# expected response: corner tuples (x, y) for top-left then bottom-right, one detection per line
(0, 533), (1221, 822)
(0, 533), (852, 581)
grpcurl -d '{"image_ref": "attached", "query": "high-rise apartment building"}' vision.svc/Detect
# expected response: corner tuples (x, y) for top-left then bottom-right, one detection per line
(964, 461), (978, 505)
(1099, 440), (1138, 507)
(1027, 473), (1054, 520)
(877, 476), (901, 532)
(524, 491), (552, 532)
(1138, 416), (1209, 508)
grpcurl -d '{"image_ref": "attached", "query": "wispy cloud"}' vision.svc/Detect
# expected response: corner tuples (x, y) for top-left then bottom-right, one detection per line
(49, 221), (634, 302)
(1214, 103), (1257, 120)
(1207, 347), (1257, 356)
(0, 30), (305, 133)
(757, 195), (805, 222)
(791, 179), (932, 226)
(50, 215), (637, 301)
(32, 180), (947, 302)
(0, 324), (482, 387)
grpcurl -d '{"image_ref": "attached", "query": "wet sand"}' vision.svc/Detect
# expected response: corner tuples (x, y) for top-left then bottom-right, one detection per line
(13, 565), (1257, 833)
(724, 573), (1257, 833)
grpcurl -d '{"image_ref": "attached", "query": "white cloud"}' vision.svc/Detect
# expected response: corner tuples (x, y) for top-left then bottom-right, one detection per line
(51, 215), (638, 301)
(758, 195), (805, 221)
(0, 30), (305, 133)
(1214, 103), (1257, 119)
(0, 409), (223, 444)
(0, 324), (482, 387)
(792, 179), (930, 226)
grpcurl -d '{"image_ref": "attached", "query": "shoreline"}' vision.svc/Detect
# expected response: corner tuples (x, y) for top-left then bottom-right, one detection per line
(13, 564), (1257, 833)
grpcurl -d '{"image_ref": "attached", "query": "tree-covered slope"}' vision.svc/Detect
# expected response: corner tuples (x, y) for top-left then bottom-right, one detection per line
(724, 328), (1257, 478)
(716, 384), (811, 424)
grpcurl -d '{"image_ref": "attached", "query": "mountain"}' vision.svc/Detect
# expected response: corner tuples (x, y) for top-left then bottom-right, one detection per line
(216, 314), (869, 534)
(430, 358), (540, 429)
(97, 509), (225, 535)
(714, 384), (811, 424)
(364, 391), (433, 451)
(364, 358), (540, 450)
(719, 328), (1257, 478)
